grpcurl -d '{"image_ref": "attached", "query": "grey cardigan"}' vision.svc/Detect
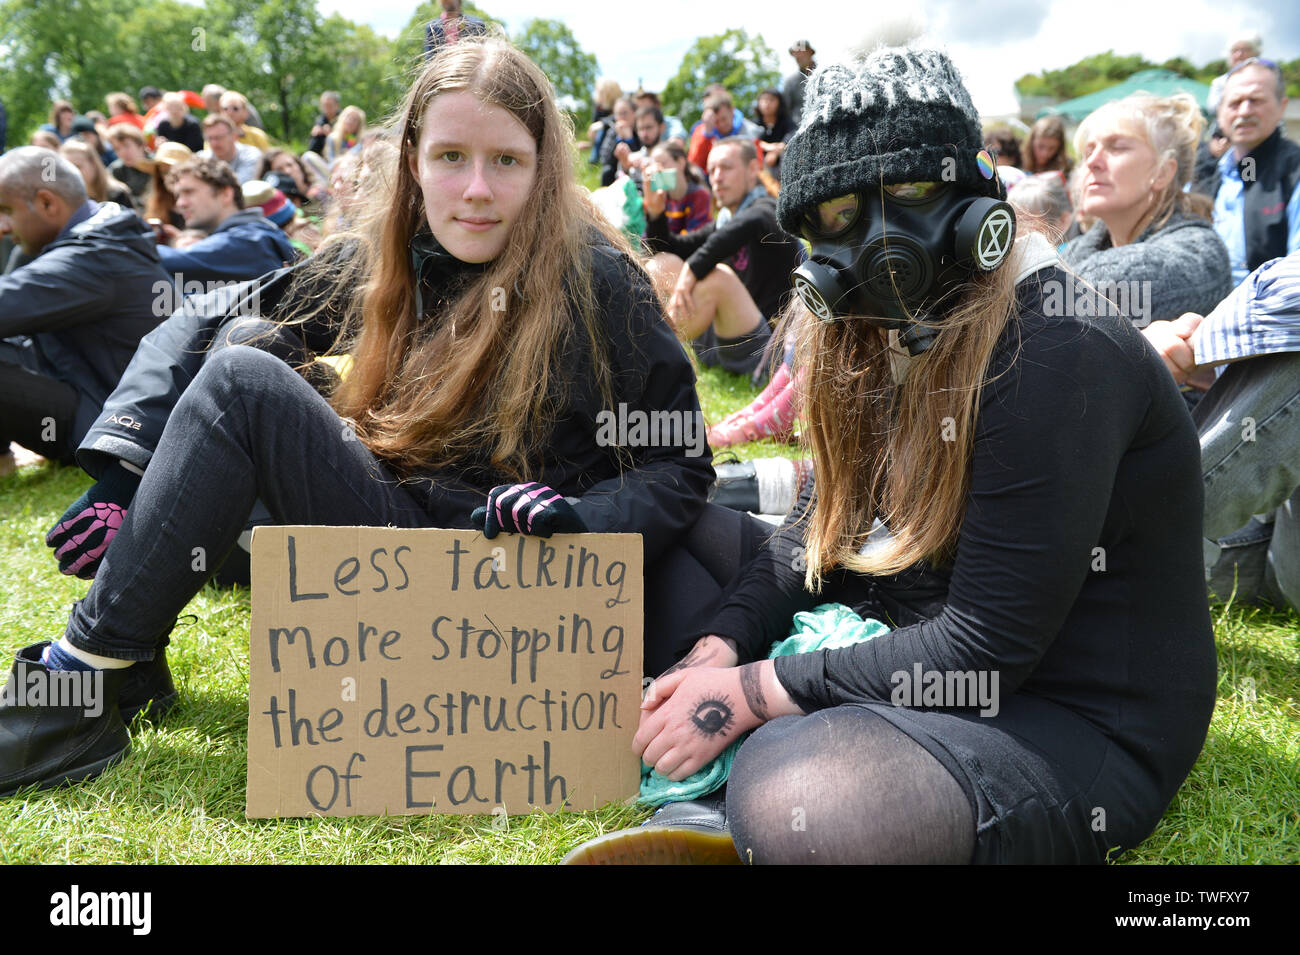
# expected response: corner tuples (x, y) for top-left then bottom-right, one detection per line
(1062, 210), (1232, 326)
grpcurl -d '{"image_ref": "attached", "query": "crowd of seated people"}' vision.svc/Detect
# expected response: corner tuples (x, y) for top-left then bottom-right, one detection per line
(1, 33), (1298, 870)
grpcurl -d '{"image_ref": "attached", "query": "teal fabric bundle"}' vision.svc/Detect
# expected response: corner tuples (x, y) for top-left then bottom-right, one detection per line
(638, 603), (890, 806)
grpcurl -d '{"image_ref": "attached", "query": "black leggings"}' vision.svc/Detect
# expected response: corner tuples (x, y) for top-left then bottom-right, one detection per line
(727, 706), (975, 864)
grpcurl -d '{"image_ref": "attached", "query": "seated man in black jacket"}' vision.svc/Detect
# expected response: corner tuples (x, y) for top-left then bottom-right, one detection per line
(0, 147), (169, 473)
(642, 137), (802, 381)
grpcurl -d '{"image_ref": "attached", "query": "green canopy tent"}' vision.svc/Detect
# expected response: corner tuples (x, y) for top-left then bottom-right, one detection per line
(1036, 70), (1214, 121)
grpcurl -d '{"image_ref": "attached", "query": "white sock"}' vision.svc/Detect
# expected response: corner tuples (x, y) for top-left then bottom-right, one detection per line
(58, 637), (134, 669)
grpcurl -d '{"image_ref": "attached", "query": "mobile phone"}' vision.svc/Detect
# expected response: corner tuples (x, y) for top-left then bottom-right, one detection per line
(146, 218), (165, 241)
(649, 168), (678, 192)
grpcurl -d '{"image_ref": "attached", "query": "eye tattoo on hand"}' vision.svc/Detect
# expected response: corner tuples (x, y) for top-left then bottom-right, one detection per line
(690, 697), (736, 737)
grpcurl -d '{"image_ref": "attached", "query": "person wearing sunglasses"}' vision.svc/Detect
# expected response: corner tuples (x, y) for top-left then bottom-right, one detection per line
(565, 48), (1215, 865)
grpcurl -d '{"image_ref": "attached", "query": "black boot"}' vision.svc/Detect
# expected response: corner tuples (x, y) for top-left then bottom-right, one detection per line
(118, 651), (179, 724)
(23, 642), (178, 724)
(561, 792), (741, 864)
(0, 644), (131, 797)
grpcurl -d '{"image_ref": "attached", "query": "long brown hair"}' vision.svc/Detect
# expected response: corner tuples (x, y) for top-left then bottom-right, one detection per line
(58, 140), (127, 203)
(324, 37), (632, 478)
(1024, 116), (1072, 174)
(785, 231), (1023, 588)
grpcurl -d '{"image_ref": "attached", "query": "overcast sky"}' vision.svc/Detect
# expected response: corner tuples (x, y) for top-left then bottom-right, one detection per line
(315, 0), (1300, 115)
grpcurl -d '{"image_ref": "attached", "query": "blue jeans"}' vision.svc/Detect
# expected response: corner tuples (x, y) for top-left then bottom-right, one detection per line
(1195, 351), (1300, 611)
(64, 346), (432, 661)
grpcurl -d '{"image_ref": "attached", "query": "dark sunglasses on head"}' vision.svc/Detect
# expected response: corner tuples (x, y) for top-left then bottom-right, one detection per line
(1228, 56), (1280, 76)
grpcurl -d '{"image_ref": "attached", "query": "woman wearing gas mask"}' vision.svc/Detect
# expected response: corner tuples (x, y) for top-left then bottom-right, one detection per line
(1063, 92), (1231, 326)
(568, 49), (1216, 865)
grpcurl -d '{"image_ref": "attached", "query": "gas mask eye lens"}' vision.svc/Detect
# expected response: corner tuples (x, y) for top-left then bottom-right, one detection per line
(803, 193), (860, 239)
(883, 181), (945, 202)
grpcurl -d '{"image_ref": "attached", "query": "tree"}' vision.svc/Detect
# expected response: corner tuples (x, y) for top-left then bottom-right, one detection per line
(661, 29), (781, 130)
(0, 0), (144, 141)
(1015, 50), (1157, 100)
(313, 15), (406, 130)
(512, 18), (598, 112)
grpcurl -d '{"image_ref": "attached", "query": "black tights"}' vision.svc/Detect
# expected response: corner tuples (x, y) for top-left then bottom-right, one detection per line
(727, 707), (975, 864)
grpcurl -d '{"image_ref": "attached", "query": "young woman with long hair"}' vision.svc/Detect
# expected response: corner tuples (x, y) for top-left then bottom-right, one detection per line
(324, 106), (365, 166)
(1, 38), (712, 796)
(143, 141), (194, 229)
(58, 139), (136, 210)
(567, 49), (1216, 865)
(1023, 114), (1073, 175)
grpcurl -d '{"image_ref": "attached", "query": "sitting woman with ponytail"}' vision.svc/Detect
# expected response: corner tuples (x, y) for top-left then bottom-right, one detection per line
(1063, 92), (1232, 325)
(1, 38), (713, 796)
(567, 49), (1216, 865)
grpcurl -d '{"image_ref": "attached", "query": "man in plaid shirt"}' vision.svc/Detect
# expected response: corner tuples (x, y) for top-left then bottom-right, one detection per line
(1145, 249), (1300, 611)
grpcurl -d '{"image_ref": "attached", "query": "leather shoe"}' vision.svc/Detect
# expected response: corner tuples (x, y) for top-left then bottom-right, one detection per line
(561, 793), (741, 864)
(24, 642), (178, 724)
(0, 643), (131, 797)
(118, 650), (179, 724)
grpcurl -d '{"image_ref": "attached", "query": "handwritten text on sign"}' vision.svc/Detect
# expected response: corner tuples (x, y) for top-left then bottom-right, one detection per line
(246, 526), (643, 818)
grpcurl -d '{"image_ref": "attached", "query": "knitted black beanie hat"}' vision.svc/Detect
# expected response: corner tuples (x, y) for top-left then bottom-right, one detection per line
(777, 48), (1003, 235)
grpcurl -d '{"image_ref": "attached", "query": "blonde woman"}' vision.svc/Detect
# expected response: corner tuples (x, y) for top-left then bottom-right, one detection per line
(3, 38), (712, 795)
(1063, 93), (1231, 325)
(324, 106), (365, 166)
(570, 50), (1215, 866)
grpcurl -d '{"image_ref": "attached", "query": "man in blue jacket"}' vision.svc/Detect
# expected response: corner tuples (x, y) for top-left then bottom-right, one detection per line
(157, 156), (296, 287)
(0, 147), (169, 473)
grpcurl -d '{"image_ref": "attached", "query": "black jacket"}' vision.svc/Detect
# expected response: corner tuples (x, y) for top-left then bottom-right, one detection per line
(0, 200), (169, 448)
(77, 239), (712, 562)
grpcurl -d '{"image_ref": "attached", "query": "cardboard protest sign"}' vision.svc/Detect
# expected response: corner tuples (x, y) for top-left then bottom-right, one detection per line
(246, 526), (643, 818)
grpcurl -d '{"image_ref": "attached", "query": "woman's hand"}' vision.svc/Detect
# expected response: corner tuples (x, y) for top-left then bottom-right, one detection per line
(613, 140), (632, 171)
(637, 657), (801, 781)
(636, 666), (756, 780)
(471, 483), (587, 538)
(1143, 312), (1203, 385)
(641, 163), (667, 220)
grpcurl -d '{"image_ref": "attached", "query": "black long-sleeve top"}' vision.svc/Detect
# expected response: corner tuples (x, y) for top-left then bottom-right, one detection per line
(703, 263), (1217, 805)
(643, 194), (803, 320)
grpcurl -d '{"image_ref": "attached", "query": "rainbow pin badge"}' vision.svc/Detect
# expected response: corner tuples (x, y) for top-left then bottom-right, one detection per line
(976, 149), (996, 180)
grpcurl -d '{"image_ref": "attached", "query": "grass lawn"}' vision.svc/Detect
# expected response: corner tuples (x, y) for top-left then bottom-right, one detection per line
(1, 365), (1297, 864)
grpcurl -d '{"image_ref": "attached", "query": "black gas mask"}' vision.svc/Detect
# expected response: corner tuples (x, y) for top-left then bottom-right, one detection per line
(790, 182), (1015, 354)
